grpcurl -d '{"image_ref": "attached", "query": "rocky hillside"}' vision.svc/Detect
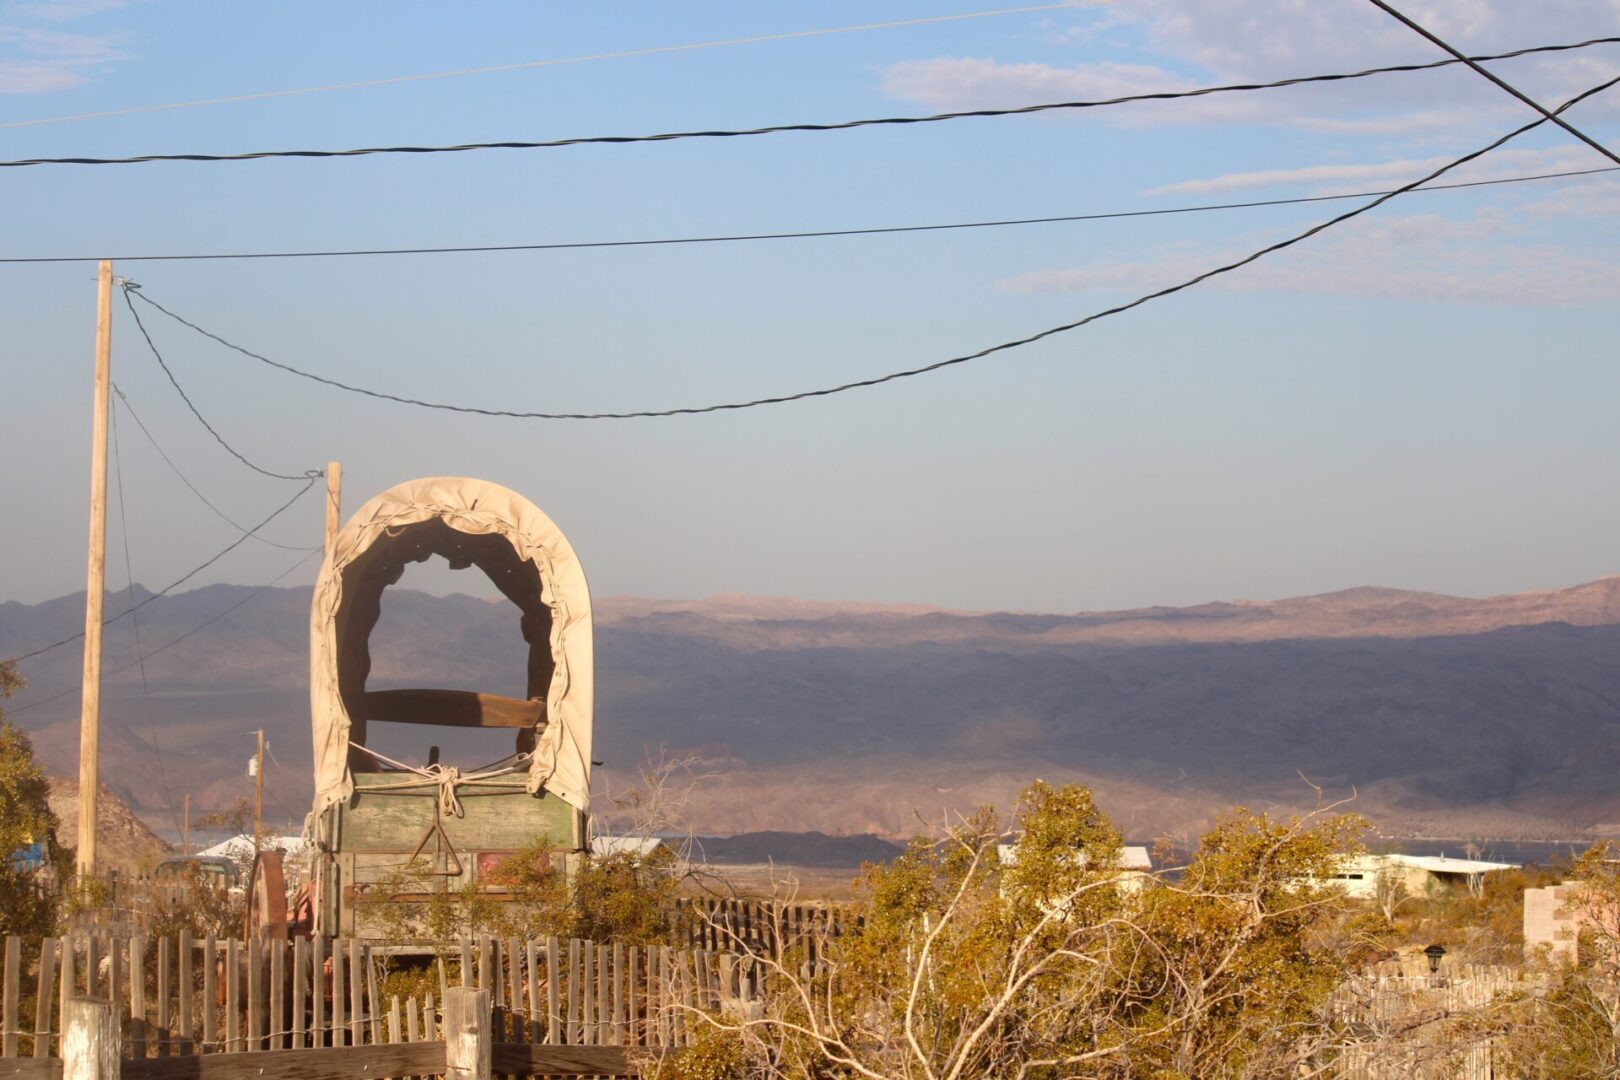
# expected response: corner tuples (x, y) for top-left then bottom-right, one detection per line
(4, 577), (1620, 842)
(46, 776), (171, 873)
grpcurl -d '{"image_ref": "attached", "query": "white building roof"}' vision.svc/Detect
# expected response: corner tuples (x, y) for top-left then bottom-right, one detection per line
(590, 835), (667, 858)
(196, 834), (311, 860)
(1345, 853), (1520, 874)
(997, 843), (1153, 871)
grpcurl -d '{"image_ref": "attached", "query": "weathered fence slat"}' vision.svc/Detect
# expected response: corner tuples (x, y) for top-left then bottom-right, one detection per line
(627, 947), (640, 1048)
(223, 942), (238, 1055)
(595, 945), (609, 1047)
(680, 949), (697, 1047)
(654, 947), (669, 1049)
(490, 939), (502, 1012)
(506, 938), (521, 1030)
(33, 938), (57, 1060)
(200, 939), (215, 1053)
(310, 935), (324, 1049)
(612, 943), (625, 1046)
(106, 939), (118, 1016)
(245, 938), (260, 1051)
(544, 937), (560, 1046)
(346, 940), (362, 1048)
(525, 941), (541, 1044)
(268, 942), (283, 1052)
(176, 931), (192, 1056)
(291, 938), (306, 1050)
(155, 936), (170, 1058)
(3, 936), (20, 1058)
(56, 937), (72, 1050)
(579, 943), (594, 1046)
(566, 940), (581, 1046)
(130, 936), (147, 1059)
(365, 946), (381, 1047)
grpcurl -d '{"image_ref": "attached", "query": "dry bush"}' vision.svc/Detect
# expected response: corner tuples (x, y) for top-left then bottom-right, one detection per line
(649, 780), (1370, 1080)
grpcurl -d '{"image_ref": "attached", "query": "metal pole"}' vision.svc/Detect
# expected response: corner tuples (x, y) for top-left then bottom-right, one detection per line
(76, 260), (112, 879)
(254, 729), (264, 855)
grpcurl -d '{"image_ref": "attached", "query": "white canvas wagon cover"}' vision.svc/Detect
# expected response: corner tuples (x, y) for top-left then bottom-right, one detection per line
(309, 477), (593, 822)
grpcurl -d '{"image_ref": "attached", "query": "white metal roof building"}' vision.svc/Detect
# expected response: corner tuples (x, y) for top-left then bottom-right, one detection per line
(996, 844), (1153, 870)
(1328, 853), (1520, 899)
(590, 835), (669, 859)
(196, 834), (312, 861)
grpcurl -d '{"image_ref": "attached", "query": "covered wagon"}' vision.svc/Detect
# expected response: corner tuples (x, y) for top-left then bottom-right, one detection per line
(298, 477), (594, 941)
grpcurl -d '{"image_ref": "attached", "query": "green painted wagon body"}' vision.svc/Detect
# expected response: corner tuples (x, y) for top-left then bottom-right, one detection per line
(304, 478), (595, 943)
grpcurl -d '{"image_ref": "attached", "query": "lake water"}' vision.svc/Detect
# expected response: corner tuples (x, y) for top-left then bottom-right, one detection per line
(1370, 838), (1601, 867)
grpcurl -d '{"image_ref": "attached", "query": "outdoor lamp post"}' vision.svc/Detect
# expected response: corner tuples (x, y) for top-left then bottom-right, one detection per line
(1424, 943), (1447, 974)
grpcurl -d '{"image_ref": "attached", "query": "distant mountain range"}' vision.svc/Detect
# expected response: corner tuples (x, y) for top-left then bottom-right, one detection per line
(4, 576), (1620, 843)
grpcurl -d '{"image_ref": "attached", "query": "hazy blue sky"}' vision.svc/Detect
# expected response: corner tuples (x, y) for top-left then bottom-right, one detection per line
(3, 0), (1618, 614)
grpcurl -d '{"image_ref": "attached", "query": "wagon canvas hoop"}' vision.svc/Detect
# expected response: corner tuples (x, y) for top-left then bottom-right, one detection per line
(307, 477), (594, 828)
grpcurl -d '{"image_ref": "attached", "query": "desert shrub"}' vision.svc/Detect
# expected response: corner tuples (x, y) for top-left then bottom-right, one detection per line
(642, 1019), (749, 1080)
(698, 781), (1366, 1080)
(0, 662), (64, 938)
(142, 861), (244, 941)
(367, 835), (681, 947)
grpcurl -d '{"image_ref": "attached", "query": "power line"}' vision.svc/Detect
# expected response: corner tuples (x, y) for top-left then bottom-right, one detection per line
(3, 35), (1616, 170)
(109, 404), (184, 840)
(0, 2), (1102, 132)
(5, 548), (321, 716)
(3, 163), (1615, 265)
(121, 284), (322, 483)
(119, 70), (1620, 422)
(112, 385), (320, 552)
(3, 477), (319, 665)
(1366, 0), (1620, 167)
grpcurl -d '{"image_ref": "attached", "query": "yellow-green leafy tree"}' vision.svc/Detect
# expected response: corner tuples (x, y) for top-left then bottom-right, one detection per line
(0, 662), (63, 938)
(667, 781), (1365, 1080)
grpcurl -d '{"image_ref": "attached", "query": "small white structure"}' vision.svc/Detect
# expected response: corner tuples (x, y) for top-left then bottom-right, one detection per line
(197, 834), (312, 861)
(590, 835), (670, 859)
(997, 843), (1154, 894)
(1328, 853), (1519, 900)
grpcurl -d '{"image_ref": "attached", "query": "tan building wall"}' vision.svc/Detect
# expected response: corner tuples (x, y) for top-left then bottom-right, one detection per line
(1524, 884), (1580, 961)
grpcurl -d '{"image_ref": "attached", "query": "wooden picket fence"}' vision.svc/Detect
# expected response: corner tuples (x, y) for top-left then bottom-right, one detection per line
(1324, 964), (1544, 1079)
(676, 897), (849, 963)
(0, 931), (761, 1071)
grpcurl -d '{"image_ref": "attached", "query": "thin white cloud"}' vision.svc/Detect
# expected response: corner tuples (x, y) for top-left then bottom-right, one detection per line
(0, 27), (123, 91)
(1147, 144), (1607, 196)
(997, 210), (1620, 306)
(882, 56), (1201, 110)
(6, 0), (133, 20)
(1519, 176), (1620, 216)
(879, 0), (1620, 137)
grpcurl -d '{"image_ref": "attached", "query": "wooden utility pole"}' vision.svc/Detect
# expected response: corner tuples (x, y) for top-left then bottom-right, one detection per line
(324, 460), (342, 558)
(76, 260), (113, 879)
(182, 794), (190, 857)
(253, 729), (264, 855)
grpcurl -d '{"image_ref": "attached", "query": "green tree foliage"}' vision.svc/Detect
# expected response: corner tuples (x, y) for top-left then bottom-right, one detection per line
(0, 661), (63, 938)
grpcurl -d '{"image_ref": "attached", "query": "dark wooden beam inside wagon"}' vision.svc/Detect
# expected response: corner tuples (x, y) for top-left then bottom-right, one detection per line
(352, 689), (545, 729)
